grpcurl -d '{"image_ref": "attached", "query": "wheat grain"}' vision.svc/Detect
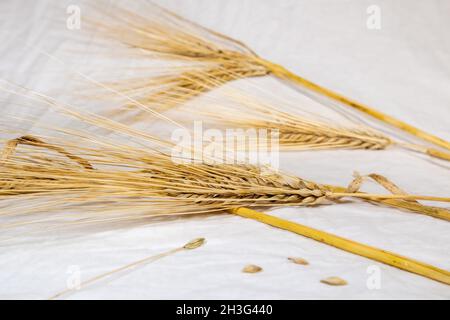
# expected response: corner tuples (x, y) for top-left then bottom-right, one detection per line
(320, 277), (347, 286)
(242, 265), (263, 273)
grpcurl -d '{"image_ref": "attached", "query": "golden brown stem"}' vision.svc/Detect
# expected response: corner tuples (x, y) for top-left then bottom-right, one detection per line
(258, 59), (450, 152)
(232, 207), (450, 285)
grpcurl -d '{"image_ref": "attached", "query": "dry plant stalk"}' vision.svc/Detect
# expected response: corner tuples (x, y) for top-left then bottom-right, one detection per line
(87, 2), (450, 153)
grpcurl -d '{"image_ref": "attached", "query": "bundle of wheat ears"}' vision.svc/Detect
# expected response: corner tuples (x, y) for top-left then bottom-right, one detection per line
(86, 2), (450, 161)
(0, 2), (449, 294)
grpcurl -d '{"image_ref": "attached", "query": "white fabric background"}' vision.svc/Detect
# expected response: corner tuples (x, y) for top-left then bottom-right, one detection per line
(0, 0), (449, 299)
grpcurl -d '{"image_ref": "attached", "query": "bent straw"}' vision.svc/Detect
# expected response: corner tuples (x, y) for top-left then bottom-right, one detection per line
(232, 207), (450, 285)
(49, 238), (206, 300)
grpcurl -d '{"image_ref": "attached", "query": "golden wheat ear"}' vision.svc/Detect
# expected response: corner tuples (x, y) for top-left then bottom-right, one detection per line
(87, 2), (450, 154)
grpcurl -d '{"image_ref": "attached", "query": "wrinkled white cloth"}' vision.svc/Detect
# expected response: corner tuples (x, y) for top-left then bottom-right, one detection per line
(0, 0), (449, 299)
